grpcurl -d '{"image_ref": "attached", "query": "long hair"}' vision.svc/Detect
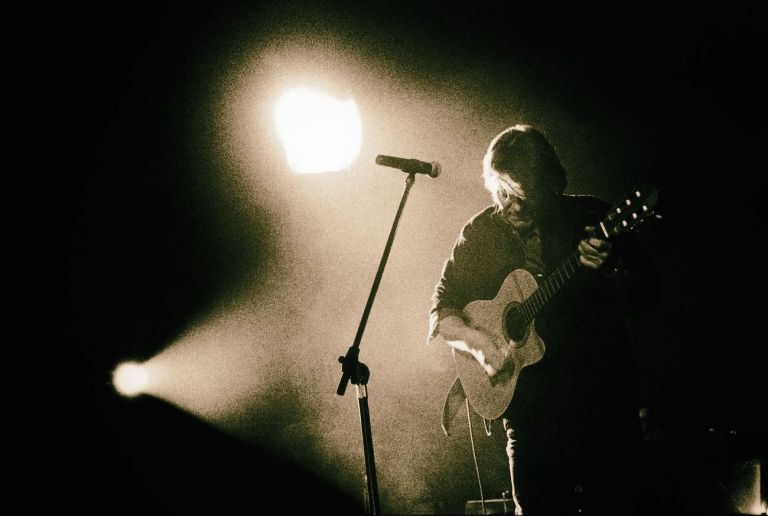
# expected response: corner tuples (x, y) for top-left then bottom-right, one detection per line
(482, 124), (567, 210)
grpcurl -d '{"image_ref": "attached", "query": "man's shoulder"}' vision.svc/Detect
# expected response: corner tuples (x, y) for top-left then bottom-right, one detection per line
(461, 206), (500, 235)
(446, 206), (501, 247)
(466, 205), (497, 225)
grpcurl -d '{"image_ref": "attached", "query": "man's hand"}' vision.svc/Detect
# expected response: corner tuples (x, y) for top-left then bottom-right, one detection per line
(578, 226), (613, 270)
(467, 329), (507, 378)
(438, 315), (507, 377)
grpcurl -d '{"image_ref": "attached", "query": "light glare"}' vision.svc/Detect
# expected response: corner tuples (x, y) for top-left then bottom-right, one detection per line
(113, 362), (149, 397)
(274, 87), (362, 174)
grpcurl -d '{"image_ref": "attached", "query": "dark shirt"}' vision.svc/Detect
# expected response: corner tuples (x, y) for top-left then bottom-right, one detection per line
(430, 194), (661, 447)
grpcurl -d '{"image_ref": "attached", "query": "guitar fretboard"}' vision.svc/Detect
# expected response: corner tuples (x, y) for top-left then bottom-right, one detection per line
(517, 250), (583, 326)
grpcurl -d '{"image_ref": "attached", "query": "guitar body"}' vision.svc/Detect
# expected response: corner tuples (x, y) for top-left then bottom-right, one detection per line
(450, 268), (545, 420)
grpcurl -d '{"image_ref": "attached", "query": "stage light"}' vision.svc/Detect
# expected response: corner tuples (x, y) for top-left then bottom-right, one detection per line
(113, 361), (149, 397)
(274, 87), (362, 174)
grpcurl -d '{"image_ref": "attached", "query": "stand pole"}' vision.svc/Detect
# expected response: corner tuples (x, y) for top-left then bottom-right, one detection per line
(337, 173), (417, 515)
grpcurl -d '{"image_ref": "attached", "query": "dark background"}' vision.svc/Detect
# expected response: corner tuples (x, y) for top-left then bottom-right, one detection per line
(62, 1), (766, 513)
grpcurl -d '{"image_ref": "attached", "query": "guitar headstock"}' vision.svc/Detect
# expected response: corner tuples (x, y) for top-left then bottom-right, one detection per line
(598, 184), (660, 239)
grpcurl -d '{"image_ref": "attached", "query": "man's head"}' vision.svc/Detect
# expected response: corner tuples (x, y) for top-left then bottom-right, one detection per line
(482, 125), (566, 229)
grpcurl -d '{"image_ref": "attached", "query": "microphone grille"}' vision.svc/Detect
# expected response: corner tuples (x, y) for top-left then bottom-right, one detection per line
(431, 162), (442, 178)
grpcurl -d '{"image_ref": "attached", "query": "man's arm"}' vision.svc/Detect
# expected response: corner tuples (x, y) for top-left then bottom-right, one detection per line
(429, 210), (510, 377)
(436, 313), (506, 377)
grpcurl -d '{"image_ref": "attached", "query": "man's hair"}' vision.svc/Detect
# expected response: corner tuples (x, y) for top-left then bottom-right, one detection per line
(482, 124), (567, 209)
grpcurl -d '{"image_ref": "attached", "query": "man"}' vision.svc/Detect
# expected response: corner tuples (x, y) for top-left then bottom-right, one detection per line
(429, 125), (660, 514)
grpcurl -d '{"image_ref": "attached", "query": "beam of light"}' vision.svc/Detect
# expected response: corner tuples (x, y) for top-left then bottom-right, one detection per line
(273, 87), (362, 174)
(112, 361), (150, 397)
(121, 307), (279, 422)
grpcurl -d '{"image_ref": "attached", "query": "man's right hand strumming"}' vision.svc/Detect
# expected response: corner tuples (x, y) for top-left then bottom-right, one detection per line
(437, 315), (506, 377)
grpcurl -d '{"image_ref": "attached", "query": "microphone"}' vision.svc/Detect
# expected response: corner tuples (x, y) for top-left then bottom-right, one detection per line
(375, 155), (441, 178)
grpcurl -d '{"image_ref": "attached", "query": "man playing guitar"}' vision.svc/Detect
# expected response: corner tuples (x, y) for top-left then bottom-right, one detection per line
(429, 124), (661, 515)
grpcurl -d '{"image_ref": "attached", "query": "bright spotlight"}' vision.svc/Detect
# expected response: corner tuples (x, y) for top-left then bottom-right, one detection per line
(274, 87), (362, 174)
(113, 362), (149, 397)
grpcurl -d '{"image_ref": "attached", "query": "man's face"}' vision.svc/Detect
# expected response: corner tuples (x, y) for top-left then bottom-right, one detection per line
(498, 189), (535, 232)
(496, 174), (541, 232)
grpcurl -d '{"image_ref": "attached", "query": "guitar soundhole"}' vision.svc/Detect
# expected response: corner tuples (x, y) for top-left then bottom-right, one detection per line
(504, 304), (528, 344)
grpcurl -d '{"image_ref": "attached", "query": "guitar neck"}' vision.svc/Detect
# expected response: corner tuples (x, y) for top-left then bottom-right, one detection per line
(509, 186), (659, 333)
(518, 250), (582, 325)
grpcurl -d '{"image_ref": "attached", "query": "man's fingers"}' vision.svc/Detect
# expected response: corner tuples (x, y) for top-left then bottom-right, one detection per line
(477, 347), (504, 377)
(581, 237), (611, 253)
(579, 238), (611, 271)
(579, 253), (603, 269)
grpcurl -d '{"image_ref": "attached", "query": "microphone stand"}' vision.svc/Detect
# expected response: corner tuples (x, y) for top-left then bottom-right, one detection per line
(337, 172), (417, 516)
